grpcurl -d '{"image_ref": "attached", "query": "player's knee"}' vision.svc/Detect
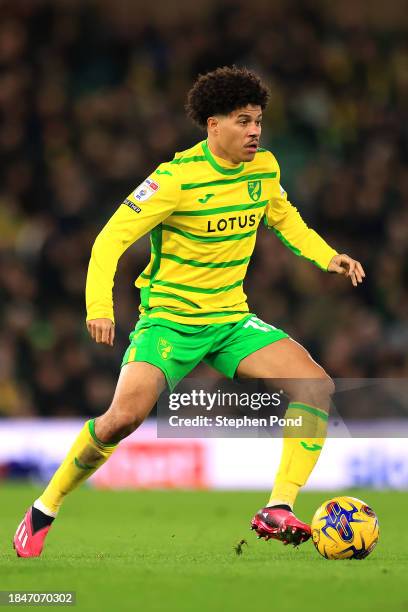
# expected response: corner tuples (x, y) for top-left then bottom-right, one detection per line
(287, 372), (334, 409)
(100, 387), (155, 440)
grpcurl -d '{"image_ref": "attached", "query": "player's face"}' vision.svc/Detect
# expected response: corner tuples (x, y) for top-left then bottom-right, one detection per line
(209, 105), (262, 164)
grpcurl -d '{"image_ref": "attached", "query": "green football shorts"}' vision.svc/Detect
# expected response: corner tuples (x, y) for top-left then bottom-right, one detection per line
(121, 314), (288, 390)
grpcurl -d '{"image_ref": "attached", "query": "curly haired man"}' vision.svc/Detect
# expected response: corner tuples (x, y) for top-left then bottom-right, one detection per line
(14, 66), (364, 557)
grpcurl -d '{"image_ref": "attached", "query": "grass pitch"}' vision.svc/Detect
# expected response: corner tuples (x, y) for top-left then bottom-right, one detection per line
(0, 485), (407, 612)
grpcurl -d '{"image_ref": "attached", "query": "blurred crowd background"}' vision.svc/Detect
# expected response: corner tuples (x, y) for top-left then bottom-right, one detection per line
(0, 0), (407, 417)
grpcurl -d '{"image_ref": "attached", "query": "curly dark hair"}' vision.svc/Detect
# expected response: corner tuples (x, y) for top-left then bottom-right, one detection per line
(186, 65), (269, 128)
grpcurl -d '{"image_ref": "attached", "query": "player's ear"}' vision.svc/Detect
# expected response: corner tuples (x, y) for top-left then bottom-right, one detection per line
(207, 116), (219, 135)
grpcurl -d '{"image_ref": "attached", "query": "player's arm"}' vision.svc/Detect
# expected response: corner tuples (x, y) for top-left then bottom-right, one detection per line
(264, 160), (365, 286)
(86, 164), (180, 345)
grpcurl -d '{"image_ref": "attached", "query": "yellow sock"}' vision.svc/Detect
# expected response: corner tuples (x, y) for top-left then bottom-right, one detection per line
(268, 402), (328, 509)
(39, 419), (118, 515)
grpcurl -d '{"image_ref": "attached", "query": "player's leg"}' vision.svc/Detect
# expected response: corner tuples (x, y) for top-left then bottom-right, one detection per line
(14, 318), (213, 557)
(13, 362), (165, 558)
(236, 337), (334, 544)
(40, 361), (166, 510)
(206, 314), (333, 545)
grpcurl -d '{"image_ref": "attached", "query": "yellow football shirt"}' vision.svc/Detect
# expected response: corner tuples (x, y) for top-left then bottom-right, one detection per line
(86, 140), (337, 325)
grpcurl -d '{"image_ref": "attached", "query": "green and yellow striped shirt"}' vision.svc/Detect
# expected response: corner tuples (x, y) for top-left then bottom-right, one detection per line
(86, 140), (337, 325)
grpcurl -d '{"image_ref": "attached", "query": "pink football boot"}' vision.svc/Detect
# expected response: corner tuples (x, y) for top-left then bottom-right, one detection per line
(13, 507), (53, 558)
(251, 506), (311, 546)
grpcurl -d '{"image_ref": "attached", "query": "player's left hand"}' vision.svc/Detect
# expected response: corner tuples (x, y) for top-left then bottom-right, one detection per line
(328, 254), (365, 287)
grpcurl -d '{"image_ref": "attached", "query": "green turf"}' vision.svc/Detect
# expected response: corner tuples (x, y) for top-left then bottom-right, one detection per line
(0, 485), (406, 612)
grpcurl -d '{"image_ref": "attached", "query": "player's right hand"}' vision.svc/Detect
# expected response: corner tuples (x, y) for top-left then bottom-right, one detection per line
(86, 318), (115, 346)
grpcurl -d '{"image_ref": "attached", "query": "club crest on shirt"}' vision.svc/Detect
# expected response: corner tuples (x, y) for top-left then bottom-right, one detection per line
(133, 178), (160, 202)
(248, 180), (262, 202)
